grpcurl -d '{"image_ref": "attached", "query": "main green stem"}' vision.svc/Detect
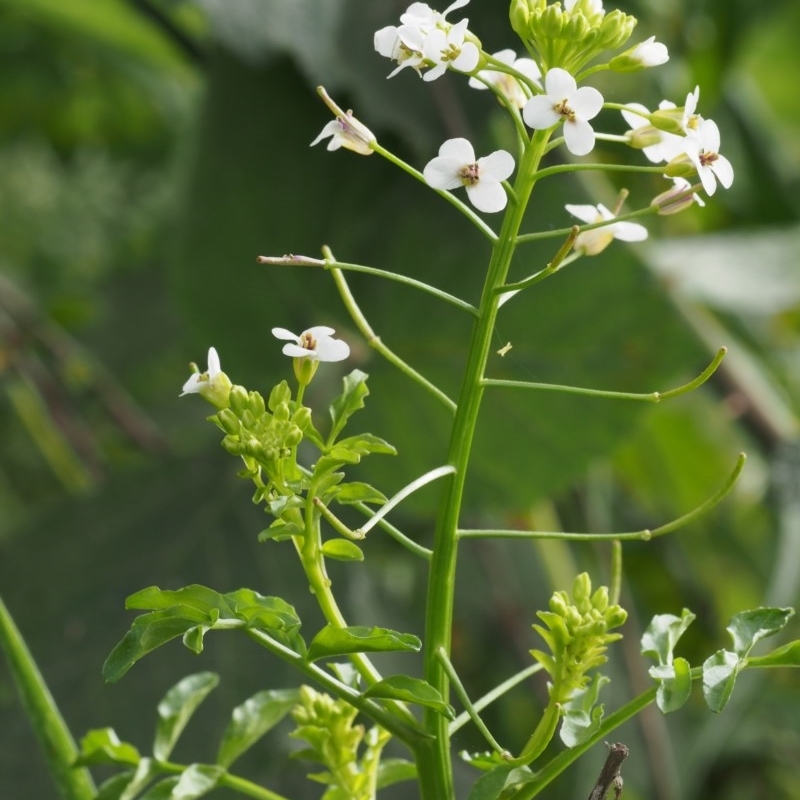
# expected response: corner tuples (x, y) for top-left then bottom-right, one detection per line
(417, 130), (550, 800)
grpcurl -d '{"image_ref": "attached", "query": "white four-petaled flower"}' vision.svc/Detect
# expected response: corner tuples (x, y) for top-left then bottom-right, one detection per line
(522, 68), (604, 156)
(423, 137), (514, 213)
(374, 0), (477, 81)
(682, 119), (734, 196)
(310, 112), (375, 156)
(565, 203), (648, 255)
(181, 346), (222, 396)
(629, 36), (669, 67)
(271, 326), (350, 362)
(468, 49), (541, 109)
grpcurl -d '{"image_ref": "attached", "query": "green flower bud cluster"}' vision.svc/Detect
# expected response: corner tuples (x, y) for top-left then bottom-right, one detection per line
(290, 685), (371, 799)
(210, 380), (311, 486)
(530, 572), (627, 704)
(509, 0), (636, 73)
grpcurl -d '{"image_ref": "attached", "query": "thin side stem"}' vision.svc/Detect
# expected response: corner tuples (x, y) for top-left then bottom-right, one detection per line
(326, 254), (457, 414)
(458, 451), (746, 542)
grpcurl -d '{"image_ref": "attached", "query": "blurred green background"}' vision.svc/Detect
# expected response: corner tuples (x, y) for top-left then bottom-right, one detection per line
(1, 0), (800, 797)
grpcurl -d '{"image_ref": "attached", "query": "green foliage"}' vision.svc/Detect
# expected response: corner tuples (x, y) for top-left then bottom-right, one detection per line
(103, 586), (305, 682)
(306, 626), (421, 662)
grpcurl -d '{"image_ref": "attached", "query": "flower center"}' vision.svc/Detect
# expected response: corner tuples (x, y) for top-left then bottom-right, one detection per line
(699, 151), (718, 168)
(299, 332), (318, 351)
(554, 99), (576, 122)
(458, 162), (480, 186)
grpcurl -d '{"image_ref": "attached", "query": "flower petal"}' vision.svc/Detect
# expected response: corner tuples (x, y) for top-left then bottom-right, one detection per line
(272, 327), (299, 342)
(712, 154), (734, 189)
(466, 180), (507, 213)
(571, 86), (604, 120)
(438, 137), (475, 162)
(282, 343), (313, 358)
(522, 96), (561, 129)
(423, 157), (463, 190)
(563, 119), (596, 156)
(612, 221), (649, 242)
(565, 204), (601, 224)
(478, 150), (515, 182)
(315, 337), (350, 362)
(207, 347), (221, 377)
(544, 67), (577, 97)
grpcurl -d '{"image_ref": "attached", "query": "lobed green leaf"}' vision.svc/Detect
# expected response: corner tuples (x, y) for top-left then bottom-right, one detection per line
(307, 625), (421, 662)
(104, 586), (304, 681)
(154, 672), (219, 761)
(702, 649), (740, 713)
(329, 370), (370, 442)
(326, 481), (388, 506)
(320, 539), (365, 562)
(75, 728), (140, 767)
(169, 764), (225, 799)
(726, 607), (794, 658)
(364, 676), (455, 719)
(651, 656), (692, 713)
(375, 758), (418, 789)
(641, 608), (696, 665)
(217, 688), (301, 768)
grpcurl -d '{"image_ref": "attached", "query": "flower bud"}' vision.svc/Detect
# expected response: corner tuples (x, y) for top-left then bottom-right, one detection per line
(216, 408), (241, 436)
(248, 390), (266, 417)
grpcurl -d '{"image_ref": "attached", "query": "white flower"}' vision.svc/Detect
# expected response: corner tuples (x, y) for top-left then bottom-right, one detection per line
(421, 17), (480, 81)
(310, 111), (375, 156)
(375, 0), (473, 80)
(683, 119), (734, 196)
(621, 102), (685, 163)
(423, 137), (515, 213)
(468, 49), (541, 109)
(651, 178), (705, 215)
(630, 36), (669, 67)
(565, 203), (648, 255)
(374, 24), (426, 78)
(271, 326), (350, 362)
(181, 347), (232, 408)
(522, 68), (604, 156)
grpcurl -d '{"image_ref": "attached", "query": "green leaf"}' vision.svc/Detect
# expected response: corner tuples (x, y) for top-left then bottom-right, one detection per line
(375, 758), (417, 790)
(320, 539), (365, 561)
(307, 625), (421, 662)
(746, 639), (800, 668)
(560, 675), (608, 747)
(641, 609), (696, 665)
(103, 609), (211, 683)
(726, 607), (794, 658)
(327, 481), (388, 505)
(224, 588), (305, 653)
(467, 764), (533, 800)
(258, 521), (304, 542)
(104, 585), (304, 681)
(119, 758), (158, 800)
(95, 772), (136, 800)
(126, 585), (233, 617)
(702, 649), (740, 713)
(650, 656), (692, 713)
(75, 728), (140, 766)
(329, 370), (370, 442)
(154, 672), (219, 761)
(169, 764), (225, 799)
(334, 433), (397, 456)
(139, 778), (179, 799)
(364, 676), (455, 719)
(217, 688), (301, 768)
